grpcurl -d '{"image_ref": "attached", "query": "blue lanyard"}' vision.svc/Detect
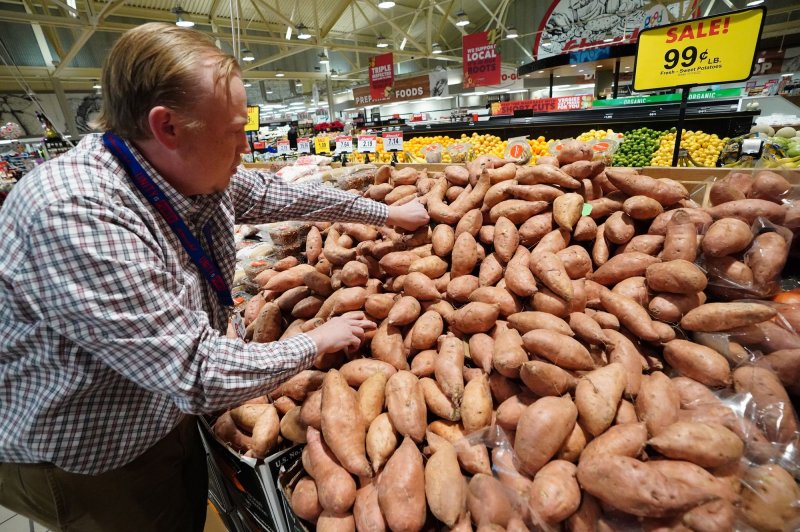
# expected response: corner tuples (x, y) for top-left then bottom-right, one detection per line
(102, 131), (234, 307)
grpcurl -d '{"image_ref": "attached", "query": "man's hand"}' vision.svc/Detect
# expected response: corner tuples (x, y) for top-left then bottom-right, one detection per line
(387, 199), (430, 231)
(305, 312), (377, 355)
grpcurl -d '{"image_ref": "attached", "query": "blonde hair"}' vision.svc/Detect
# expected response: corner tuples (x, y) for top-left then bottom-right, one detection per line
(93, 22), (240, 139)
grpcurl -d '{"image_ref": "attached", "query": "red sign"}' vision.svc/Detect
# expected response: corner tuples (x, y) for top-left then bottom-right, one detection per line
(463, 31), (501, 88)
(490, 95), (593, 116)
(369, 52), (394, 101)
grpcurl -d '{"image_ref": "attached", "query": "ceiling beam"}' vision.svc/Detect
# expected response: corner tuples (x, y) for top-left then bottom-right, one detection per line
(434, 0), (457, 49)
(320, 0), (350, 39)
(244, 46), (308, 70)
(249, 0), (294, 29)
(358, 0), (426, 52)
(475, 0), (531, 60)
(53, 27), (93, 75)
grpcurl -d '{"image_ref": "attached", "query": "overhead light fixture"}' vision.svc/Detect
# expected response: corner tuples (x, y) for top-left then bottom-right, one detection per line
(330, 69), (339, 78)
(746, 0), (764, 5)
(92, 80), (101, 89)
(241, 48), (255, 62)
(243, 81), (252, 87)
(296, 79), (303, 86)
(275, 70), (285, 77)
(266, 87), (273, 94)
(319, 52), (329, 64)
(285, 26), (292, 40)
(432, 43), (443, 54)
(538, 70), (544, 73)
(378, 0), (395, 8)
(171, 6), (194, 27)
(297, 23), (312, 40)
(455, 10), (469, 27)
(376, 36), (390, 48)
(400, 37), (407, 50)
(506, 26), (519, 39)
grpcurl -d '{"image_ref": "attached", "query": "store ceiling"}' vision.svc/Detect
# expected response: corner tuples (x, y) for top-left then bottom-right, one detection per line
(0, 0), (798, 97)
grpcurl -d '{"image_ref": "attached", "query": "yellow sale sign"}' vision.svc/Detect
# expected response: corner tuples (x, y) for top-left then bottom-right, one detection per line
(245, 106), (260, 132)
(633, 7), (764, 91)
(314, 136), (331, 154)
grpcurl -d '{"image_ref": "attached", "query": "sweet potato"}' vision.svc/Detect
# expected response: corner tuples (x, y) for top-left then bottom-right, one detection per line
(576, 362), (627, 436)
(580, 422), (647, 463)
(591, 252), (660, 286)
(649, 208), (712, 236)
(385, 371), (427, 442)
(451, 232), (478, 278)
(364, 293), (396, 321)
(740, 464), (800, 532)
(495, 392), (536, 432)
(733, 365), (798, 443)
(452, 302), (500, 334)
(366, 413), (397, 473)
(403, 272), (441, 301)
(529, 460), (581, 525)
(428, 420), (492, 475)
(371, 321), (407, 370)
(491, 216), (517, 264)
(557, 140), (594, 165)
(605, 211), (636, 245)
(387, 295), (420, 327)
(663, 339), (730, 388)
(424, 443), (467, 527)
(445, 165), (470, 186)
(504, 247), (538, 297)
(331, 287), (366, 315)
(431, 223), (455, 258)
(648, 292), (704, 323)
(292, 477), (323, 523)
(568, 311), (608, 345)
(519, 360), (576, 397)
(508, 311), (573, 336)
(605, 169), (689, 205)
(601, 289), (660, 342)
(623, 195), (664, 220)
(681, 499), (736, 532)
(707, 199), (786, 225)
(419, 377), (459, 421)
(577, 455), (736, 518)
(320, 370), (371, 477)
(354, 481), (387, 532)
(522, 329), (594, 370)
(306, 226), (323, 265)
(489, 199), (549, 224)
(357, 372), (387, 427)
(516, 164), (580, 189)
(478, 252), (504, 287)
(557, 246), (593, 280)
(408, 310), (443, 351)
(529, 251), (573, 301)
(681, 302), (776, 332)
(757, 348), (800, 395)
(378, 437), (426, 532)
(305, 427), (357, 514)
(444, 275), (479, 304)
(455, 208), (483, 238)
(566, 493), (602, 532)
(645, 259), (707, 294)
(469, 286), (520, 318)
(701, 218), (752, 257)
(648, 421), (743, 468)
(518, 212), (553, 247)
(515, 395), (578, 476)
(612, 276), (649, 306)
(636, 371), (680, 436)
(749, 170), (791, 203)
(510, 183), (564, 203)
(408, 255), (448, 280)
(553, 193), (584, 232)
(660, 208), (698, 262)
(493, 326), (527, 379)
(461, 373), (492, 433)
(617, 234), (665, 256)
(562, 159), (605, 179)
(292, 295), (324, 318)
(252, 302), (282, 343)
(745, 231), (789, 290)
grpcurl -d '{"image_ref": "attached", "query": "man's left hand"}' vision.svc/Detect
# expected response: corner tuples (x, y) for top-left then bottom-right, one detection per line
(387, 199), (430, 231)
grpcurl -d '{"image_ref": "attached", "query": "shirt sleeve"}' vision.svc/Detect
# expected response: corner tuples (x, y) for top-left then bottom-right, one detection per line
(17, 195), (318, 415)
(230, 167), (389, 226)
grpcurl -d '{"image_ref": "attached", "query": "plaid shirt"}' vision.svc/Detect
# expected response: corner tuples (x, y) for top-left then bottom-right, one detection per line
(0, 134), (387, 474)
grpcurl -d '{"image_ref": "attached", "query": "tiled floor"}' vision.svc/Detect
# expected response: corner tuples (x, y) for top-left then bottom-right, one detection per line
(0, 503), (228, 532)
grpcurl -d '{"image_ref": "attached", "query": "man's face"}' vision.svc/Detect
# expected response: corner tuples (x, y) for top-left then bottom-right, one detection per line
(178, 66), (250, 194)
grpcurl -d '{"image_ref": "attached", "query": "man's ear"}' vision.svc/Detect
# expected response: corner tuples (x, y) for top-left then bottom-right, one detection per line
(147, 106), (180, 150)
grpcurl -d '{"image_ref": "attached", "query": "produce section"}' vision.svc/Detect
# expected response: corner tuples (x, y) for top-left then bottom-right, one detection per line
(216, 139), (800, 531)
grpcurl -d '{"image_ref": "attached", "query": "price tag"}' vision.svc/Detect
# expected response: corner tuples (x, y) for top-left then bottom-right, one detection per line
(232, 312), (246, 340)
(382, 131), (404, 152)
(297, 137), (311, 154)
(358, 135), (377, 153)
(336, 135), (353, 153)
(277, 140), (290, 155)
(633, 8), (765, 91)
(314, 136), (330, 154)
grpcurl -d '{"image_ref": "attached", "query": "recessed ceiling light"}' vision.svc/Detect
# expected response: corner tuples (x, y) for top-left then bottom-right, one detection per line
(378, 0), (395, 8)
(243, 81), (252, 87)
(455, 10), (469, 27)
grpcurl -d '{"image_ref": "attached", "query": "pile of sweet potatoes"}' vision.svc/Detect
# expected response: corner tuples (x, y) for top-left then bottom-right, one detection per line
(215, 143), (800, 531)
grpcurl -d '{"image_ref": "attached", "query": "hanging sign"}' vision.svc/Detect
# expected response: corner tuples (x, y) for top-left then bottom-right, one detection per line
(314, 136), (331, 154)
(297, 137), (311, 153)
(382, 131), (403, 152)
(463, 30), (501, 88)
(490, 95), (593, 116)
(336, 135), (353, 153)
(369, 52), (395, 101)
(245, 106), (260, 132)
(633, 7), (765, 91)
(358, 135), (377, 153)
(277, 140), (290, 154)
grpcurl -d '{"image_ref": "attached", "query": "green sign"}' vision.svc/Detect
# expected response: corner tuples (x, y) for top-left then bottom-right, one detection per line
(592, 88), (742, 107)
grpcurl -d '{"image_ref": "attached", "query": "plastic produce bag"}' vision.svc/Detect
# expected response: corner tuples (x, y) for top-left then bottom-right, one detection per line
(422, 143), (444, 163)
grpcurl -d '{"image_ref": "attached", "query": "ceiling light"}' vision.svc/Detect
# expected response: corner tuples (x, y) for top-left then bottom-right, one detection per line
(92, 80), (101, 89)
(400, 38), (407, 50)
(432, 43), (443, 54)
(570, 64), (576, 67)
(243, 81), (252, 87)
(296, 79), (303, 86)
(171, 6), (194, 27)
(275, 70), (285, 77)
(319, 52), (329, 64)
(285, 26), (292, 40)
(266, 87), (273, 94)
(297, 23), (312, 40)
(538, 70), (544, 73)
(378, 0), (395, 8)
(241, 48), (255, 62)
(506, 26), (519, 39)
(455, 10), (469, 27)
(746, 0), (764, 5)
(330, 69), (339, 78)
(376, 36), (390, 48)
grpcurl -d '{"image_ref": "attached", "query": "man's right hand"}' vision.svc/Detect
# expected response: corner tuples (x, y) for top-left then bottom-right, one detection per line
(306, 312), (377, 355)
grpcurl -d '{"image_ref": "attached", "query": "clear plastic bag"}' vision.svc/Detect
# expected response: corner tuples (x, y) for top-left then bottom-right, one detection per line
(422, 143), (444, 163)
(446, 143), (472, 163)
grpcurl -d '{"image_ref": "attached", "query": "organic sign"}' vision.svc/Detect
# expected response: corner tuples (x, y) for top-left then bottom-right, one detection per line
(633, 7), (765, 91)
(463, 30), (501, 88)
(369, 52), (394, 101)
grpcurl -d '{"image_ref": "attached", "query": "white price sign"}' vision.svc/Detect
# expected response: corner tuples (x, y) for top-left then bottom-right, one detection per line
(336, 135), (353, 153)
(358, 135), (377, 153)
(297, 137), (311, 153)
(277, 140), (290, 155)
(382, 131), (404, 151)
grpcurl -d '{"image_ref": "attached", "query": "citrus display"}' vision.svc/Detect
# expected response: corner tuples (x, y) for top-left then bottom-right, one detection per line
(651, 130), (728, 167)
(577, 129), (624, 142)
(612, 127), (669, 167)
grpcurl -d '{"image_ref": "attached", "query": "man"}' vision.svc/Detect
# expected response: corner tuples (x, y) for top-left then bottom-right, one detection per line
(0, 23), (428, 531)
(287, 123), (298, 150)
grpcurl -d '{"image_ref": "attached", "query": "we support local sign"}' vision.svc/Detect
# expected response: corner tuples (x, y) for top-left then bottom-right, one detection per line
(463, 30), (501, 89)
(633, 7), (765, 91)
(369, 52), (394, 101)
(491, 95), (593, 116)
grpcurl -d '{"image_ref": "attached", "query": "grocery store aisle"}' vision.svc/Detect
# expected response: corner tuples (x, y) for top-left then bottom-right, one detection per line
(0, 503), (227, 532)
